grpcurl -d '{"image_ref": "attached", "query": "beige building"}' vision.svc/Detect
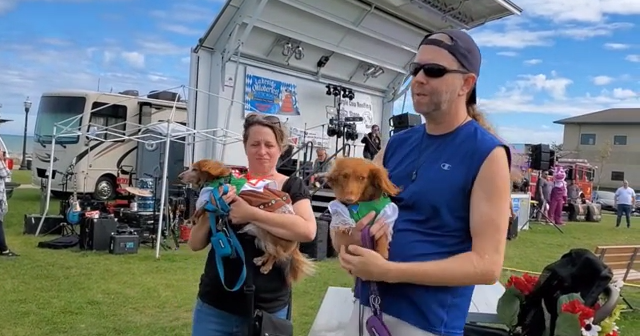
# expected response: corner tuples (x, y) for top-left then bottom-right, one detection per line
(555, 108), (640, 190)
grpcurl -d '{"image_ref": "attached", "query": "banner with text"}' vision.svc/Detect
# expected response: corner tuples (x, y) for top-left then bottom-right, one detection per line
(244, 74), (301, 116)
(338, 95), (375, 133)
(289, 126), (331, 149)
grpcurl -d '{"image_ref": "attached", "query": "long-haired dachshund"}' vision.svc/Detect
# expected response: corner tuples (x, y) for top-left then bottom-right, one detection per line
(326, 157), (400, 259)
(178, 159), (314, 284)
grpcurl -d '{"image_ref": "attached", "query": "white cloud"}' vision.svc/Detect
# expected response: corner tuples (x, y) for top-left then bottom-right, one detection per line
(592, 75), (614, 85)
(604, 43), (631, 50)
(497, 51), (518, 57)
(509, 0), (640, 22)
(473, 21), (633, 49)
(0, 40), (188, 136)
(523, 59), (542, 65)
(160, 24), (201, 36)
(611, 88), (637, 99)
(625, 55), (640, 62)
(120, 51), (145, 69)
(497, 126), (563, 144)
(150, 3), (217, 22)
(479, 72), (640, 117)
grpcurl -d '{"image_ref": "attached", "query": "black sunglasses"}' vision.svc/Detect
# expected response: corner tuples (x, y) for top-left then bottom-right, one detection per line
(409, 62), (468, 78)
(244, 113), (282, 128)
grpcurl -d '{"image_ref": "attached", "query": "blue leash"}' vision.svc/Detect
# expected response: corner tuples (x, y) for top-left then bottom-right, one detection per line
(203, 184), (247, 292)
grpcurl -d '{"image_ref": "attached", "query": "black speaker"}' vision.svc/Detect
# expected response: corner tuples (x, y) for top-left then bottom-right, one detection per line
(300, 219), (329, 261)
(389, 126), (414, 136)
(80, 217), (119, 251)
(530, 144), (551, 171)
(388, 113), (422, 128)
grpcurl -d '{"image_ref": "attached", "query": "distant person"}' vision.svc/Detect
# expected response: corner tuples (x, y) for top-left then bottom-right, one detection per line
(0, 151), (17, 257)
(614, 180), (635, 228)
(567, 180), (581, 204)
(535, 170), (552, 221)
(311, 148), (332, 188)
(361, 124), (381, 160)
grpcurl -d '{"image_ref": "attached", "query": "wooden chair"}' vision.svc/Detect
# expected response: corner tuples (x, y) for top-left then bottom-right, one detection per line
(594, 245), (640, 309)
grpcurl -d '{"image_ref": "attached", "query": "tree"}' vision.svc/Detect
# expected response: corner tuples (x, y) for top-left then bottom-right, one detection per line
(594, 140), (612, 191)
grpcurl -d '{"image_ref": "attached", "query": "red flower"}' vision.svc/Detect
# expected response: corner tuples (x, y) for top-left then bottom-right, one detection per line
(561, 299), (595, 326)
(605, 330), (619, 336)
(506, 273), (539, 296)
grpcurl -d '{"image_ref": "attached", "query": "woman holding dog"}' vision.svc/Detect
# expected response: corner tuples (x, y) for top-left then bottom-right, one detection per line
(188, 114), (316, 336)
(333, 30), (511, 336)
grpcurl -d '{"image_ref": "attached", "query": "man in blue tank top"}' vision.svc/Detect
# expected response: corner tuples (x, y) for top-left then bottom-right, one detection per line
(335, 30), (512, 336)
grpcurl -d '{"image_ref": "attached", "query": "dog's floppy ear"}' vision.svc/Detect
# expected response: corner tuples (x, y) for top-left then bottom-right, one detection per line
(325, 158), (345, 187)
(193, 160), (230, 179)
(370, 164), (400, 196)
(202, 160), (231, 178)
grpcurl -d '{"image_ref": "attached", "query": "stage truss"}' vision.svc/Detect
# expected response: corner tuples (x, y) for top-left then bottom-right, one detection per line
(35, 85), (262, 259)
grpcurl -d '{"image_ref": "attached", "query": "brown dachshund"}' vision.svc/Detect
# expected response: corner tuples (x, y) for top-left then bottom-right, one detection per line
(178, 159), (314, 284)
(326, 157), (400, 259)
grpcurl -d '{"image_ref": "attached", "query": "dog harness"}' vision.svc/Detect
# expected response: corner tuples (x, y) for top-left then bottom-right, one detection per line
(200, 177), (246, 292)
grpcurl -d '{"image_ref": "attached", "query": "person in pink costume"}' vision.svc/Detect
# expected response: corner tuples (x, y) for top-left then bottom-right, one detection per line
(548, 166), (567, 225)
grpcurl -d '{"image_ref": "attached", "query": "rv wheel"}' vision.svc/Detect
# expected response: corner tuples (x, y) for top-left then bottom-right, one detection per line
(94, 176), (116, 201)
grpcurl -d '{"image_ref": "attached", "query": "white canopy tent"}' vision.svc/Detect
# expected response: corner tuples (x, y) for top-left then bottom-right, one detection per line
(34, 85), (259, 258)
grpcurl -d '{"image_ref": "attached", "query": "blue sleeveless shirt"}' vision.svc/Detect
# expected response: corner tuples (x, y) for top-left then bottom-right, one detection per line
(356, 120), (510, 336)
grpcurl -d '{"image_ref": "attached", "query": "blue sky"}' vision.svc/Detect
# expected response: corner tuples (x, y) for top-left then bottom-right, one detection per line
(0, 0), (639, 145)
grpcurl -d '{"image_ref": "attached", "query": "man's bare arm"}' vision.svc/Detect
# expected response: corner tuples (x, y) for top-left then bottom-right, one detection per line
(384, 147), (511, 286)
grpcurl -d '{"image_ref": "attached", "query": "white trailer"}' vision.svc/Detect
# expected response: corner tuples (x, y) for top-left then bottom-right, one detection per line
(31, 90), (187, 200)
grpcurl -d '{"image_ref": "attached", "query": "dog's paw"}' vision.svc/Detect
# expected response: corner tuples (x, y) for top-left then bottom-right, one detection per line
(253, 256), (266, 266)
(337, 227), (353, 235)
(260, 264), (273, 274)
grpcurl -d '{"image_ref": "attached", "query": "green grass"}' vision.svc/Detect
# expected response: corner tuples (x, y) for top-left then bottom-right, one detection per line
(10, 170), (32, 185)
(2, 189), (640, 335)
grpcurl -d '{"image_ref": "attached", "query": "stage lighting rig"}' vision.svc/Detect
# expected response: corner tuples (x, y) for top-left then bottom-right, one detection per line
(325, 84), (355, 101)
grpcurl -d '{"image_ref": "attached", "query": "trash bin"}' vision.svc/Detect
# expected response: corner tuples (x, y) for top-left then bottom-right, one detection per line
(26, 157), (32, 170)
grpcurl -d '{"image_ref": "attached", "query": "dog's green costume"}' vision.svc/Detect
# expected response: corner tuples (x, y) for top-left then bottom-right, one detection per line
(328, 196), (398, 239)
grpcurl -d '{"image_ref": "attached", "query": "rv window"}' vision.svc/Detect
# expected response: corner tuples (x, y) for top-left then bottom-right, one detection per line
(576, 169), (584, 181)
(89, 102), (127, 141)
(34, 96), (85, 144)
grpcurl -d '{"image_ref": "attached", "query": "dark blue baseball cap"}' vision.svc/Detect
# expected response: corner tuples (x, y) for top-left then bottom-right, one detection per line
(419, 29), (481, 105)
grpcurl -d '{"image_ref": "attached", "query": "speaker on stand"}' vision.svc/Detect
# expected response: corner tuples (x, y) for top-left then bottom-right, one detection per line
(530, 144), (553, 171)
(388, 113), (423, 136)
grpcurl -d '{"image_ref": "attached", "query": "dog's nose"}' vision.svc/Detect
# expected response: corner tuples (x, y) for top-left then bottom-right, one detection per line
(177, 171), (185, 180)
(344, 197), (357, 204)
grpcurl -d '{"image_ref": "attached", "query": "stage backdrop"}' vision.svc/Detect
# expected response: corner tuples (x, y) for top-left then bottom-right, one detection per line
(244, 73), (301, 116)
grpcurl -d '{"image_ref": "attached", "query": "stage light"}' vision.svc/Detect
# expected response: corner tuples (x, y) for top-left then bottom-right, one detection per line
(371, 67), (384, 78)
(293, 46), (304, 60)
(363, 65), (376, 77)
(346, 90), (355, 100)
(325, 84), (332, 96)
(332, 86), (341, 97)
(282, 42), (292, 56)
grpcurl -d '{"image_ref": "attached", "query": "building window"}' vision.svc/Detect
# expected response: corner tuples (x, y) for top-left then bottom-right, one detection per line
(580, 133), (596, 145)
(613, 135), (627, 146)
(611, 171), (625, 181)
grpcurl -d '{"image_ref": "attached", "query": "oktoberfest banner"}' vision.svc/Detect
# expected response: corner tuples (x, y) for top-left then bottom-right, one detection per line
(244, 74), (301, 116)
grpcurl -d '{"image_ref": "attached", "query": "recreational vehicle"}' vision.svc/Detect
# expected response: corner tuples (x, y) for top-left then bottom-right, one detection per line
(31, 90), (187, 200)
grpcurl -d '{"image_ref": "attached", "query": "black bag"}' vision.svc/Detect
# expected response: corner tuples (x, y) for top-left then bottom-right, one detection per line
(517, 248), (613, 336)
(464, 324), (511, 336)
(245, 238), (293, 336)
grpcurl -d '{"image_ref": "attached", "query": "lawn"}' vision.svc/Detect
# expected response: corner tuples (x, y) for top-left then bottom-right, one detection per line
(2, 188), (640, 336)
(10, 170), (32, 186)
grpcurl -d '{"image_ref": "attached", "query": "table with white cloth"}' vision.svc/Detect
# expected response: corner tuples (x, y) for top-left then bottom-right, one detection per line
(308, 283), (505, 336)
